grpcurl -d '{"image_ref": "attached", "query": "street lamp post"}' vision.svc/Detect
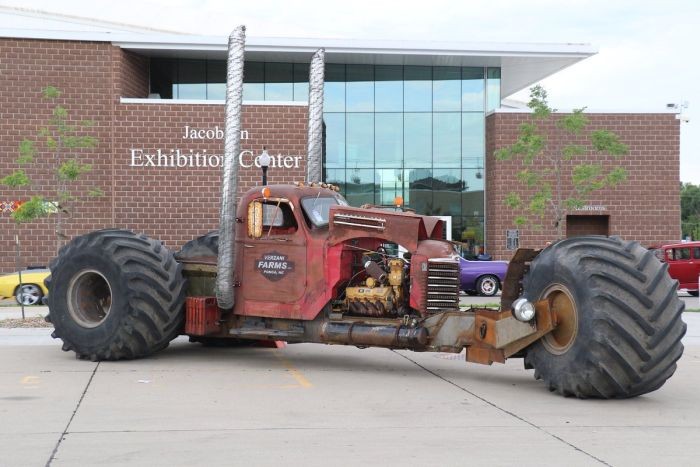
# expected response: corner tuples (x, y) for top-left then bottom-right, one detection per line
(259, 147), (271, 185)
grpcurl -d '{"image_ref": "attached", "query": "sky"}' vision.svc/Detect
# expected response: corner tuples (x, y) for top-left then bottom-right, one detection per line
(3, 0), (699, 183)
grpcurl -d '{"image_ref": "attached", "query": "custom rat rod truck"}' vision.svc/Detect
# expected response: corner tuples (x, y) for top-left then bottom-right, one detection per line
(44, 26), (686, 399)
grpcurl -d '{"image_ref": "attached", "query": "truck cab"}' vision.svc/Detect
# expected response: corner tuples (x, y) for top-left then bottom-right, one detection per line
(659, 241), (700, 295)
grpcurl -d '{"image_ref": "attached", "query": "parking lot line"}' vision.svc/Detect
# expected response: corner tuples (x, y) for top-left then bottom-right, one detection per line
(272, 350), (313, 388)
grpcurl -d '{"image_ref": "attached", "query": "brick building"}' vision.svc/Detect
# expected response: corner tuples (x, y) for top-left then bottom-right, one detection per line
(0, 9), (681, 273)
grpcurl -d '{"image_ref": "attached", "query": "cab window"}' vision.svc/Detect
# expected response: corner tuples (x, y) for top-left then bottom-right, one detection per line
(670, 248), (691, 261)
(301, 196), (346, 228)
(261, 201), (297, 235)
(694, 247), (700, 260)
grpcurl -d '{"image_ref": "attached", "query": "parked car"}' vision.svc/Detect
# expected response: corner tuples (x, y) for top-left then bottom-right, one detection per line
(656, 241), (700, 296)
(0, 267), (50, 305)
(458, 254), (508, 296)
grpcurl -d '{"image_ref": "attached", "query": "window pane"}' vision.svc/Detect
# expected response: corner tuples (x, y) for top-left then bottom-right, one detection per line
(433, 113), (460, 167)
(462, 113), (485, 158)
(207, 60), (225, 100)
(324, 113), (345, 169)
(487, 67), (501, 111)
(462, 67), (484, 111)
(404, 113), (431, 166)
(433, 67), (461, 111)
(178, 59), (206, 99)
(265, 62), (293, 101)
(375, 65), (403, 112)
(405, 168), (432, 215)
(325, 168), (346, 194)
(462, 168), (485, 217)
(345, 169), (376, 206)
(375, 113), (402, 168)
(346, 113), (374, 166)
(293, 63), (309, 102)
(433, 169), (462, 216)
(377, 169), (404, 205)
(346, 65), (374, 112)
(243, 62), (264, 100)
(404, 66), (431, 112)
(150, 58), (176, 99)
(460, 216), (484, 253)
(324, 64), (345, 112)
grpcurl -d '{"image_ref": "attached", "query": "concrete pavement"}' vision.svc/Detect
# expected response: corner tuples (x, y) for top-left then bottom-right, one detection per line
(0, 314), (698, 466)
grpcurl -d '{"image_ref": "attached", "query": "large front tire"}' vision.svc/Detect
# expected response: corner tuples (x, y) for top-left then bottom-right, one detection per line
(523, 236), (686, 398)
(46, 230), (186, 361)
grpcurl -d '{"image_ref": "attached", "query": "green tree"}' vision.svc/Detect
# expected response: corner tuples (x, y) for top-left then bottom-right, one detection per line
(681, 182), (700, 240)
(495, 85), (629, 239)
(1, 86), (102, 250)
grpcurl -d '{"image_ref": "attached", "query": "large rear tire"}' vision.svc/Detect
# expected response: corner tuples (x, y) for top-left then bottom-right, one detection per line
(46, 229), (186, 361)
(175, 230), (218, 259)
(523, 236), (686, 398)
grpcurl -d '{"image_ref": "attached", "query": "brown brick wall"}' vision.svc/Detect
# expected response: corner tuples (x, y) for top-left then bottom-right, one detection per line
(0, 38), (115, 272)
(119, 49), (149, 98)
(0, 38), (308, 273)
(112, 103), (308, 248)
(485, 111), (681, 260)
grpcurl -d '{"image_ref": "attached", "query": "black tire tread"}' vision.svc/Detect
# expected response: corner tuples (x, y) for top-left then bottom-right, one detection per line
(46, 229), (186, 361)
(523, 235), (686, 398)
(175, 231), (219, 259)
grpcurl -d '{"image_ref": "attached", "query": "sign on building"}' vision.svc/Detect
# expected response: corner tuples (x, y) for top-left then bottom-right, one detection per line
(506, 229), (519, 250)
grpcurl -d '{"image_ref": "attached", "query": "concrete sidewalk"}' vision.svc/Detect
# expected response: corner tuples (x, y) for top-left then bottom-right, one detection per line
(0, 314), (698, 466)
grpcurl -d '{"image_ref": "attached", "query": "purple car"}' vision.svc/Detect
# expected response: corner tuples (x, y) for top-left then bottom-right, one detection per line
(458, 255), (508, 296)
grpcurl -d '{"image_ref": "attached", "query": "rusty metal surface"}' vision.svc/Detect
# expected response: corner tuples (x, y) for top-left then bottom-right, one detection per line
(409, 241), (457, 315)
(321, 322), (428, 349)
(185, 297), (221, 336)
(500, 248), (540, 311)
(231, 184), (341, 320)
(328, 205), (445, 251)
(502, 300), (555, 357)
(474, 310), (536, 349)
(466, 347), (505, 365)
(422, 311), (475, 352)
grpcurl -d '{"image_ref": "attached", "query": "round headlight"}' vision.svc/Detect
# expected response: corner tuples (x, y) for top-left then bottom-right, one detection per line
(512, 298), (536, 322)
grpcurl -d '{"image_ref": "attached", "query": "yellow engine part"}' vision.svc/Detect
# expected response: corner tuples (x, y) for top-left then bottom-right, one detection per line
(346, 284), (392, 307)
(387, 258), (404, 286)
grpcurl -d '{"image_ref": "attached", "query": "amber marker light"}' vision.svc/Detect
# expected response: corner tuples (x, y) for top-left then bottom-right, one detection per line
(394, 196), (404, 207)
(261, 187), (271, 198)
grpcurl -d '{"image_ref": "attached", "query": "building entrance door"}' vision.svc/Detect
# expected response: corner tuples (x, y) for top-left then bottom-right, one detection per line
(566, 215), (610, 237)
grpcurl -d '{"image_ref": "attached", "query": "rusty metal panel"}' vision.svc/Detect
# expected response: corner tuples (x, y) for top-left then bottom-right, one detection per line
(185, 296), (220, 336)
(328, 205), (447, 251)
(500, 248), (540, 311)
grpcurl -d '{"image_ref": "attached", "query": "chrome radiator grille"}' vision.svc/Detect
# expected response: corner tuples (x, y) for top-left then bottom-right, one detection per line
(426, 259), (460, 313)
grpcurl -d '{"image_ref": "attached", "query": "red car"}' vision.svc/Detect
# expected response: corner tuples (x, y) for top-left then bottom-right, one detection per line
(657, 241), (700, 296)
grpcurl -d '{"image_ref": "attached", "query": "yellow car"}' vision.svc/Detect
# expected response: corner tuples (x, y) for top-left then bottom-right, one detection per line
(0, 268), (50, 305)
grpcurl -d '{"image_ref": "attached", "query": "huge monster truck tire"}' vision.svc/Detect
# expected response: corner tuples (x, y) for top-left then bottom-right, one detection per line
(46, 229), (186, 361)
(175, 230), (219, 259)
(522, 236), (686, 398)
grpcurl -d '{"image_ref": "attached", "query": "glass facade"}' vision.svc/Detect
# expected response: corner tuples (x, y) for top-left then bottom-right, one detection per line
(323, 64), (499, 244)
(149, 58), (501, 244)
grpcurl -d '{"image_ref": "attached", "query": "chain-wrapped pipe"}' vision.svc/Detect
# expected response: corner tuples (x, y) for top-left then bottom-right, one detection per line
(216, 25), (246, 311)
(306, 48), (325, 183)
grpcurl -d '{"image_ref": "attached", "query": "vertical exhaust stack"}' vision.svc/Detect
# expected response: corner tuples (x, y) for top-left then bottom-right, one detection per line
(216, 25), (246, 311)
(306, 49), (325, 184)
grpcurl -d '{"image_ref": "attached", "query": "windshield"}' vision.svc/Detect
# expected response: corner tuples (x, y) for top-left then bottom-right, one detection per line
(301, 196), (346, 227)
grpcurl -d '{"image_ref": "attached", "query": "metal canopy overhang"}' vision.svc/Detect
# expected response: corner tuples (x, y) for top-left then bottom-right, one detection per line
(0, 28), (596, 97)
